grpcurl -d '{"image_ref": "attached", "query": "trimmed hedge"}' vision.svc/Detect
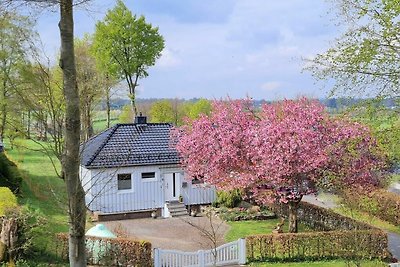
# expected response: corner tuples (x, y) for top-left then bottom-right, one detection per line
(56, 233), (152, 266)
(271, 201), (375, 231)
(251, 200), (391, 262)
(344, 189), (400, 225)
(0, 154), (22, 193)
(0, 187), (18, 216)
(246, 230), (390, 262)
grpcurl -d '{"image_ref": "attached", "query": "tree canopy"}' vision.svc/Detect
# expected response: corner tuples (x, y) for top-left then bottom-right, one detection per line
(308, 0), (400, 98)
(174, 98), (387, 232)
(92, 0), (164, 115)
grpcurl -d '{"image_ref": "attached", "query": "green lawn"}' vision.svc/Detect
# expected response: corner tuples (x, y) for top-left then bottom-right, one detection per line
(225, 219), (311, 242)
(249, 260), (387, 266)
(93, 117), (119, 133)
(334, 205), (400, 235)
(92, 109), (121, 133)
(4, 139), (69, 260)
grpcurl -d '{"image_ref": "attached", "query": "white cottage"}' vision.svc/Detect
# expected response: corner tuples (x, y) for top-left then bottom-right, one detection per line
(80, 116), (216, 220)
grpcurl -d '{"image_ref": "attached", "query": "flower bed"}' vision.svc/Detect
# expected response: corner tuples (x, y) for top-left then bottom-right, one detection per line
(217, 207), (276, 221)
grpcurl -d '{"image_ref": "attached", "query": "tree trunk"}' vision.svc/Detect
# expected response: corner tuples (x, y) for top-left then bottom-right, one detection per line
(288, 201), (299, 233)
(0, 77), (7, 142)
(81, 102), (93, 142)
(87, 103), (93, 139)
(27, 110), (31, 139)
(129, 94), (137, 118)
(0, 217), (18, 262)
(106, 87), (111, 128)
(43, 113), (48, 141)
(59, 1), (87, 266)
(126, 74), (138, 117)
(0, 103), (6, 142)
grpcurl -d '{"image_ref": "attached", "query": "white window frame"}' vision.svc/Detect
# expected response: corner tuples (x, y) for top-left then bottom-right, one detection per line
(141, 171), (157, 182)
(117, 173), (133, 193)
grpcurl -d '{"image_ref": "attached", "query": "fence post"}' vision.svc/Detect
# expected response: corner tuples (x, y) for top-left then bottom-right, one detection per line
(153, 248), (160, 267)
(198, 250), (205, 266)
(238, 238), (246, 265)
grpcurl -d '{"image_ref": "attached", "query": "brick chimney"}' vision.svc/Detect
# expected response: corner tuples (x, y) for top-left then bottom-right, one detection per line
(134, 112), (147, 124)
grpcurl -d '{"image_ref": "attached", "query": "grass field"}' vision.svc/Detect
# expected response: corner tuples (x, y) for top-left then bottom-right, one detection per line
(93, 117), (119, 133)
(92, 109), (121, 133)
(225, 219), (311, 242)
(4, 139), (69, 261)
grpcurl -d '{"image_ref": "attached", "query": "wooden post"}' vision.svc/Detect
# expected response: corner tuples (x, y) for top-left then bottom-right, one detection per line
(0, 217), (17, 262)
(198, 250), (205, 266)
(153, 248), (160, 267)
(238, 238), (246, 265)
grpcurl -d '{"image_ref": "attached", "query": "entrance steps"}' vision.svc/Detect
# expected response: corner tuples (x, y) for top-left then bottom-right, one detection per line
(166, 201), (188, 217)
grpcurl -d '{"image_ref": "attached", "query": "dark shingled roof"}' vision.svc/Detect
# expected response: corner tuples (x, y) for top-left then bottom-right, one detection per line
(80, 123), (180, 168)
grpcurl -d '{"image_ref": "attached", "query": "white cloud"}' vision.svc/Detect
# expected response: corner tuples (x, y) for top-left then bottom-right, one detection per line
(261, 81), (282, 91)
(156, 48), (181, 68)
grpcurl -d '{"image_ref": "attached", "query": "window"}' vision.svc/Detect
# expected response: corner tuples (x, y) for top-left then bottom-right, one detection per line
(141, 172), (156, 179)
(117, 173), (132, 190)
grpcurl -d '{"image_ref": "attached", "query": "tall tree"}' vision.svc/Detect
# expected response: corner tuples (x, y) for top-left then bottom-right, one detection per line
(0, 12), (34, 141)
(2, 1), (88, 265)
(308, 0), (400, 98)
(59, 1), (86, 265)
(18, 62), (65, 175)
(75, 36), (103, 142)
(92, 0), (164, 116)
(174, 98), (387, 232)
(149, 99), (176, 124)
(187, 98), (212, 120)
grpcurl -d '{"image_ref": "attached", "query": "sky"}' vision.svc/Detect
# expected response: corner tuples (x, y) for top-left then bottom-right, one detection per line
(34, 0), (340, 100)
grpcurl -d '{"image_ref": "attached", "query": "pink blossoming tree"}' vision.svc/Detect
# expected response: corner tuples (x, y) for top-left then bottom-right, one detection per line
(173, 98), (387, 233)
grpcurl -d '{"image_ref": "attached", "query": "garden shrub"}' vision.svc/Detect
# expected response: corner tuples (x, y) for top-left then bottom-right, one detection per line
(0, 187), (17, 216)
(213, 189), (242, 208)
(218, 207), (276, 221)
(343, 189), (400, 225)
(246, 230), (390, 262)
(0, 206), (48, 263)
(271, 201), (374, 231)
(56, 233), (152, 266)
(0, 154), (22, 193)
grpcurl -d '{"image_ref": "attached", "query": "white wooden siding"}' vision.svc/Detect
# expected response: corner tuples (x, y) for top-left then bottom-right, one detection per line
(82, 165), (217, 214)
(80, 166), (92, 204)
(182, 180), (216, 205)
(87, 166), (164, 213)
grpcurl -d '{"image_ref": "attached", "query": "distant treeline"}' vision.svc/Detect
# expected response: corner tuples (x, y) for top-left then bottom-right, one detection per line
(96, 97), (398, 111)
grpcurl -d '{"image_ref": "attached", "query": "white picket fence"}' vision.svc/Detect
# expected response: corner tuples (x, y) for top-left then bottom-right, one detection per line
(154, 238), (246, 267)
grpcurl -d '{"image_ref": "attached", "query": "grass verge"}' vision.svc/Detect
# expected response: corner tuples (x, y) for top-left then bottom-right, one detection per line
(334, 204), (400, 235)
(225, 219), (311, 242)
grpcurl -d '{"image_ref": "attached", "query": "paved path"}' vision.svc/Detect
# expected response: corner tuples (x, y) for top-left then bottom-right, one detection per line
(302, 193), (400, 260)
(102, 215), (230, 252)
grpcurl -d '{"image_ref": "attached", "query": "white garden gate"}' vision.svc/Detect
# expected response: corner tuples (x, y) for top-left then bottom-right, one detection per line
(154, 238), (246, 267)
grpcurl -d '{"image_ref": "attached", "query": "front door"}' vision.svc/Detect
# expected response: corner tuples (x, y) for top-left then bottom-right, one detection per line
(164, 173), (181, 201)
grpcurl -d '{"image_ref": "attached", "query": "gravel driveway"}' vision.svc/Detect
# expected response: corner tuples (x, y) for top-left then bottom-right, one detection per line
(101, 215), (230, 252)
